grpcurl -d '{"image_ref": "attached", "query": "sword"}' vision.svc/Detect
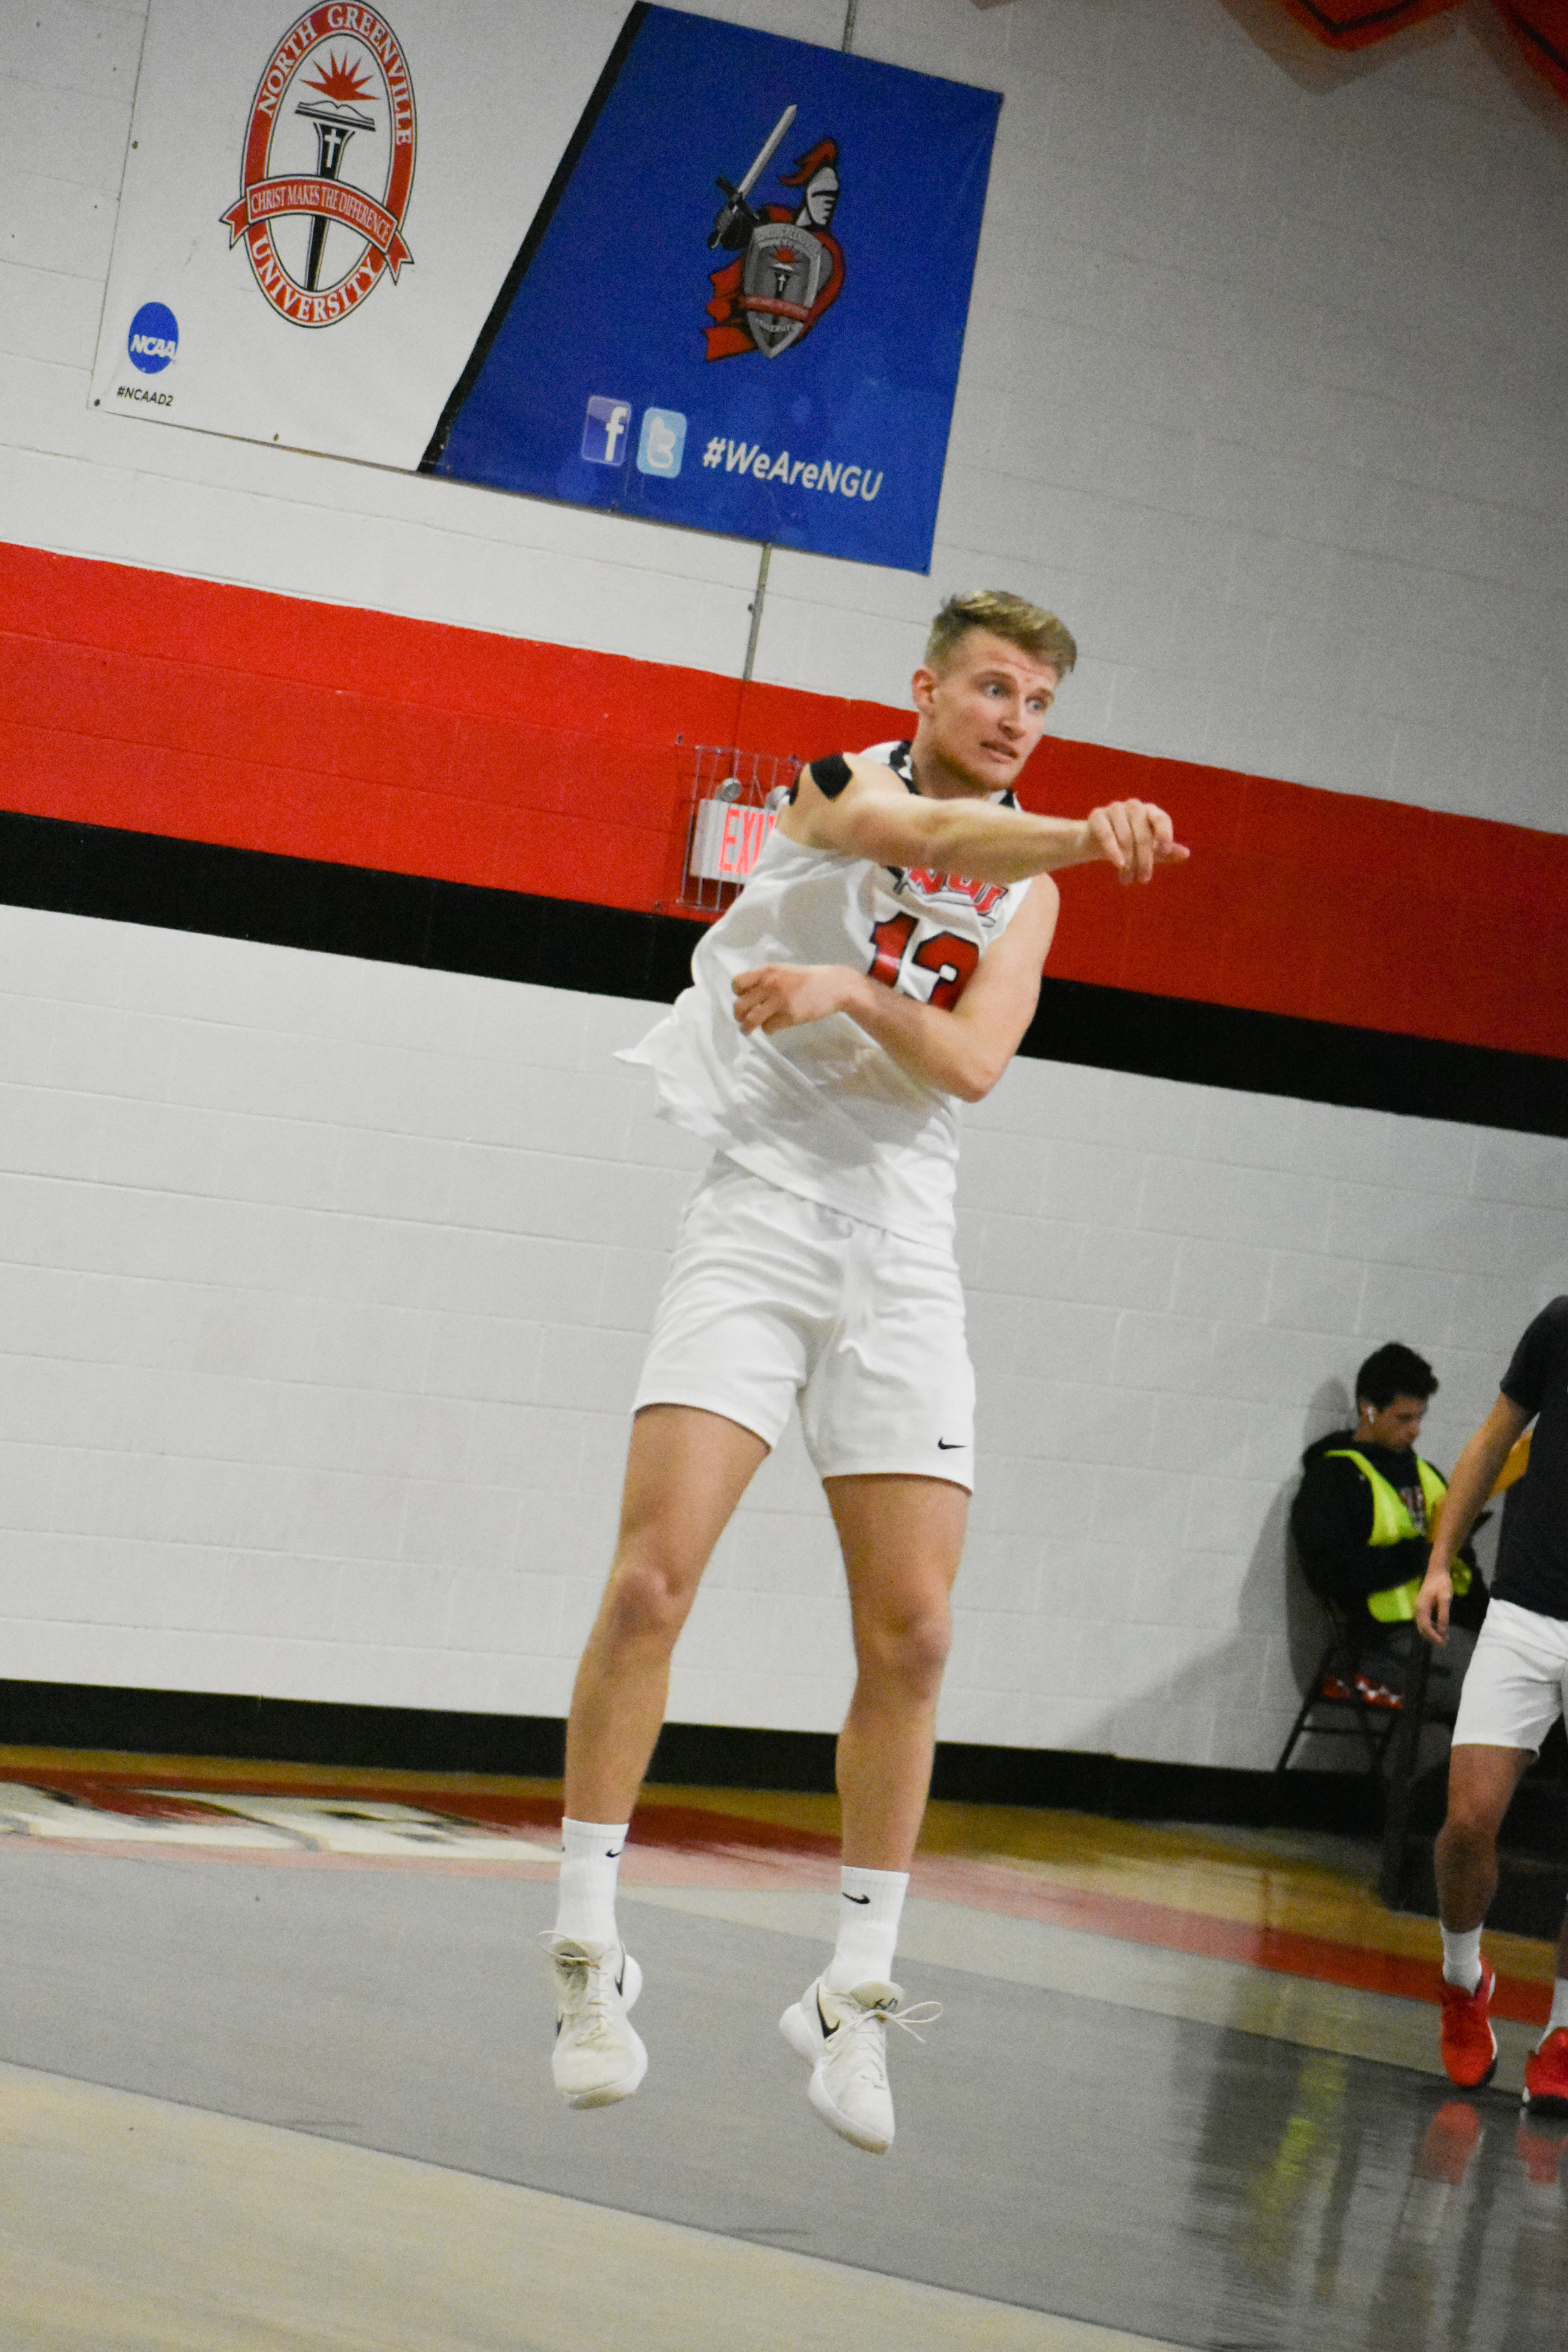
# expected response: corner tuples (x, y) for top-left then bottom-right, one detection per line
(708, 102), (797, 250)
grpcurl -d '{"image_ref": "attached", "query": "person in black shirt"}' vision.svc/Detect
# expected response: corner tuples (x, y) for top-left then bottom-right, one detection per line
(1417, 1296), (1568, 2112)
(1292, 1342), (1483, 1706)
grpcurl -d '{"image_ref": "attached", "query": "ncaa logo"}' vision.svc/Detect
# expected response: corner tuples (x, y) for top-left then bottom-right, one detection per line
(127, 302), (178, 373)
(221, 9), (416, 329)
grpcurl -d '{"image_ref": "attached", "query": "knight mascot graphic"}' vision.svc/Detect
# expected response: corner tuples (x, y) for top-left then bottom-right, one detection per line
(704, 107), (844, 362)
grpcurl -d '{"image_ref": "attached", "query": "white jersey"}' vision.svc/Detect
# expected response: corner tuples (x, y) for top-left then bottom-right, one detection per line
(621, 741), (1033, 1245)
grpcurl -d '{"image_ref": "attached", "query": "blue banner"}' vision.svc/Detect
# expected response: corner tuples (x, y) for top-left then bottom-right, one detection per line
(425, 6), (1000, 575)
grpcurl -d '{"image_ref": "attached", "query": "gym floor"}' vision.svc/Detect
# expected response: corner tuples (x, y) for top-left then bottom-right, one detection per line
(0, 1749), (1560, 2351)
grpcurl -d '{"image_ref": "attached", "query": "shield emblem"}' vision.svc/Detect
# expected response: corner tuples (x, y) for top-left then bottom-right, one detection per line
(739, 222), (827, 358)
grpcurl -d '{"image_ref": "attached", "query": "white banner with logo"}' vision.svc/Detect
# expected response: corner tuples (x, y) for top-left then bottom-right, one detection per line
(92, 3), (1000, 571)
(90, 1), (628, 469)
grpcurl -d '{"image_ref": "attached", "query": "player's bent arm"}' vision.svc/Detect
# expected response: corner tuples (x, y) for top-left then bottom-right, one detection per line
(731, 877), (1058, 1102)
(781, 756), (1187, 887)
(1414, 1392), (1531, 1645)
(842, 876), (1057, 1099)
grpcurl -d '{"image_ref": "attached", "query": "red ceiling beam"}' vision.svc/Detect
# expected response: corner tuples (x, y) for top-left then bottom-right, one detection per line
(973, 0), (1568, 105)
(1273, 0), (1459, 45)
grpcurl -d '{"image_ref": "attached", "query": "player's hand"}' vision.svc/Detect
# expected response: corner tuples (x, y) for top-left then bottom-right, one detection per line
(1414, 1563), (1453, 1647)
(1086, 801), (1190, 885)
(732, 963), (849, 1034)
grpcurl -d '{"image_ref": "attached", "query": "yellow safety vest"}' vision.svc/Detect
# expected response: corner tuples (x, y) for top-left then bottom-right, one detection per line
(1323, 1449), (1471, 1622)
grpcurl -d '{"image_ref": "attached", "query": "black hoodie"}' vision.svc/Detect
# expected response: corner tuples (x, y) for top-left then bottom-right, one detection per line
(1290, 1431), (1485, 1631)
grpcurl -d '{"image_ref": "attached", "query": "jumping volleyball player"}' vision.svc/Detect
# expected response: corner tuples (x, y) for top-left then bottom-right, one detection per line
(546, 592), (1188, 2153)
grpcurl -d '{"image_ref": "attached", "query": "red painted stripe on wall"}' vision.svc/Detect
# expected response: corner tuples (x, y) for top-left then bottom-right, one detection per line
(3, 541), (1566, 1062)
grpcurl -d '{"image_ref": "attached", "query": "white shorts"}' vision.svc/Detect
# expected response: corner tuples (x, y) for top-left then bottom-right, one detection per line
(1451, 1598), (1568, 1754)
(633, 1159), (975, 1487)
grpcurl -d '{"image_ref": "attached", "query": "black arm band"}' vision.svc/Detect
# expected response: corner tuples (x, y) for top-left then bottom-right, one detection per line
(808, 753), (854, 799)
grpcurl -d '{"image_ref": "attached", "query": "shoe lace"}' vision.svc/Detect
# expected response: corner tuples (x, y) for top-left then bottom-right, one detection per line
(835, 1990), (943, 2065)
(881, 1997), (943, 2045)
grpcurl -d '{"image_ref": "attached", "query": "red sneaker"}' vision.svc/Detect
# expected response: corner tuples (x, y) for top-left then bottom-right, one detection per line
(1439, 1963), (1498, 2089)
(1523, 2026), (1568, 2118)
(1318, 1672), (1402, 1711)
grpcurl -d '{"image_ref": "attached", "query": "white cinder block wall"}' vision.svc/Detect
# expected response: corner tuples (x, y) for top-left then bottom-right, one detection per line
(3, 0), (1566, 1765)
(0, 903), (1562, 1766)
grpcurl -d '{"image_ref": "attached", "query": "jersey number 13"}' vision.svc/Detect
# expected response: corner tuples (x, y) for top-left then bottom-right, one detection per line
(867, 914), (980, 1010)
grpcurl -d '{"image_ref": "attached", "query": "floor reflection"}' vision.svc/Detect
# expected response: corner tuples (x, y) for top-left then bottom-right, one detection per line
(0, 1756), (1562, 2351)
(1187, 2033), (1568, 2351)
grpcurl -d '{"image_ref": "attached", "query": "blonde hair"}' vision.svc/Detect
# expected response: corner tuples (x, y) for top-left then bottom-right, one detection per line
(925, 590), (1076, 677)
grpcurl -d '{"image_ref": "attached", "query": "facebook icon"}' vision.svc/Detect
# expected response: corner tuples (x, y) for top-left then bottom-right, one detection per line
(581, 396), (632, 465)
(637, 407), (687, 478)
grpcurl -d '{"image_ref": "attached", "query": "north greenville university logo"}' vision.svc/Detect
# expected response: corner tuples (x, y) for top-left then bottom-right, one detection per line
(221, 9), (415, 328)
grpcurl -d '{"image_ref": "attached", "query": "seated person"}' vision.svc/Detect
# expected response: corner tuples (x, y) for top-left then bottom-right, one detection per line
(1292, 1342), (1486, 1708)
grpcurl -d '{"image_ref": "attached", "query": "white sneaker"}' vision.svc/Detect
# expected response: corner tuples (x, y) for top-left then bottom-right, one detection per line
(778, 1974), (940, 2154)
(545, 1934), (647, 2109)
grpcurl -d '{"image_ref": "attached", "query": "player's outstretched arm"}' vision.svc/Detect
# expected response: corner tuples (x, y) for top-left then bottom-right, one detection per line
(781, 756), (1189, 887)
(1414, 1392), (1531, 1645)
(731, 874), (1059, 1102)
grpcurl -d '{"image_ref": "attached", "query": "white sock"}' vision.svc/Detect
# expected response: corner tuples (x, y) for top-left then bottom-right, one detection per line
(1544, 1976), (1568, 2042)
(827, 1866), (908, 1991)
(553, 1817), (628, 1949)
(1441, 1926), (1483, 1993)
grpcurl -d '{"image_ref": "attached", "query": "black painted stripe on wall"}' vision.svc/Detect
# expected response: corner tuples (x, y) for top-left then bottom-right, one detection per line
(2, 807), (1565, 1136)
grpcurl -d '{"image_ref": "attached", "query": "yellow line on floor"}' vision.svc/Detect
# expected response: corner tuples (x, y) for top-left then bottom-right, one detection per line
(0, 2060), (1186, 2352)
(931, 1813), (1557, 1981)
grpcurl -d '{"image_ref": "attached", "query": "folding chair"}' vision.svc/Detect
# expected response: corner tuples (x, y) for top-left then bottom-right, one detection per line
(1274, 1603), (1405, 1782)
